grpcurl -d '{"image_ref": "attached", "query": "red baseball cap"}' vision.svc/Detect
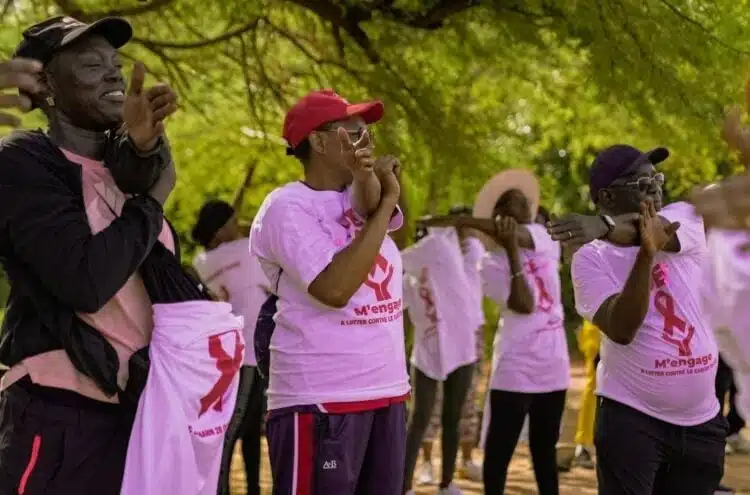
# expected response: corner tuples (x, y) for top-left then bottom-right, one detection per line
(282, 89), (384, 149)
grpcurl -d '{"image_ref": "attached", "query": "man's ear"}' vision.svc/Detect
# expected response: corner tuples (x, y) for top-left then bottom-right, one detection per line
(598, 189), (613, 208)
(308, 131), (326, 155)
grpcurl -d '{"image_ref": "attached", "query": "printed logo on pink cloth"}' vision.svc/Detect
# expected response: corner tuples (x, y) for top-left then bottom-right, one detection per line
(198, 329), (245, 418)
(364, 254), (395, 302)
(418, 267), (439, 356)
(652, 263), (694, 357)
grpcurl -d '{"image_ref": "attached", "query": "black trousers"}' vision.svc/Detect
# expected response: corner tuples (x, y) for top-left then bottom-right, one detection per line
(595, 397), (726, 495)
(715, 355), (746, 436)
(483, 389), (566, 495)
(217, 365), (267, 495)
(403, 364), (475, 491)
(0, 377), (135, 495)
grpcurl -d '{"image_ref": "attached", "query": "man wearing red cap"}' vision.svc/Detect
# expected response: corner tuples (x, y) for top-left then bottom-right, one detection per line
(250, 89), (408, 493)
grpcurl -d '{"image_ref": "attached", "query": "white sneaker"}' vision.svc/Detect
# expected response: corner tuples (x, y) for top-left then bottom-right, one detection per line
(461, 460), (482, 481)
(573, 445), (595, 469)
(417, 461), (435, 485)
(437, 483), (464, 495)
(727, 433), (750, 454)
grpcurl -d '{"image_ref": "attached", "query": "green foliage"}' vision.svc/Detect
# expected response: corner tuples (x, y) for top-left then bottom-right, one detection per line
(1, 0), (747, 339)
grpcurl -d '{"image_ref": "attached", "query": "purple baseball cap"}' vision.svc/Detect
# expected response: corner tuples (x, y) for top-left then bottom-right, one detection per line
(589, 144), (669, 202)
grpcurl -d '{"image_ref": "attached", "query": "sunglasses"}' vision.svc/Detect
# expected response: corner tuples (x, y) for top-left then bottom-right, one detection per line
(609, 172), (665, 193)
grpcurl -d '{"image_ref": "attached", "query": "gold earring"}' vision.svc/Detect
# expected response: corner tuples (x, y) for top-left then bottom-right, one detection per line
(45, 96), (55, 107)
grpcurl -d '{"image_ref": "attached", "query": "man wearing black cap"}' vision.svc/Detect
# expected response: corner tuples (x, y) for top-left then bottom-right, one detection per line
(0, 15), (178, 494)
(548, 145), (727, 494)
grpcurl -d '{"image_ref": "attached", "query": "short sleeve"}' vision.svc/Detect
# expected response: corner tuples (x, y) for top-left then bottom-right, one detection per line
(659, 201), (706, 256)
(345, 185), (403, 232)
(250, 194), (339, 291)
(526, 224), (560, 259)
(401, 236), (432, 276)
(571, 246), (621, 322)
(402, 274), (417, 310)
(481, 252), (511, 306)
(463, 237), (485, 269)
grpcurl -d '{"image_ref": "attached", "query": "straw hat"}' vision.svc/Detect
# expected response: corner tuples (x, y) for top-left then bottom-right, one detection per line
(472, 169), (540, 248)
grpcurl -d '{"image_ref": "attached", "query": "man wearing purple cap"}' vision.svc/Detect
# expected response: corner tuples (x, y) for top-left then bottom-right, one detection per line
(547, 145), (727, 494)
(250, 89), (408, 493)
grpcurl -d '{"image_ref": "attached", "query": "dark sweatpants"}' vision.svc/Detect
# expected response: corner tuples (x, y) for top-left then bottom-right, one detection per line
(267, 403), (406, 495)
(595, 397), (726, 495)
(0, 377), (135, 495)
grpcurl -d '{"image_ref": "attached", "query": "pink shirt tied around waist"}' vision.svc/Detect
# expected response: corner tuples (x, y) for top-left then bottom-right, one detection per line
(482, 224), (570, 393)
(250, 182), (410, 411)
(1, 149), (174, 403)
(572, 202), (719, 426)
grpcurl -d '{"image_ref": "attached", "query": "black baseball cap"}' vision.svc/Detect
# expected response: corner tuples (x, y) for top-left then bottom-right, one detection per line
(14, 15), (132, 64)
(589, 144), (669, 202)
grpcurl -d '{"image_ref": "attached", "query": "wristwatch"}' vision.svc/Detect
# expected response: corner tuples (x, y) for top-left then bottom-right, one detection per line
(600, 214), (616, 238)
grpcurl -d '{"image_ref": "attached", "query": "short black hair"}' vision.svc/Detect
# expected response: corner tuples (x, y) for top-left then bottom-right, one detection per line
(192, 200), (235, 247)
(287, 138), (311, 164)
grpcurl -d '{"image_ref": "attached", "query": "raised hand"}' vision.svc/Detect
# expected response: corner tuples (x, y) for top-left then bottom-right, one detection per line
(417, 214), (462, 228)
(639, 198), (679, 255)
(0, 58), (42, 128)
(339, 128), (374, 180)
(690, 175), (750, 230)
(123, 62), (178, 152)
(375, 154), (401, 203)
(547, 214), (609, 246)
(494, 215), (519, 248)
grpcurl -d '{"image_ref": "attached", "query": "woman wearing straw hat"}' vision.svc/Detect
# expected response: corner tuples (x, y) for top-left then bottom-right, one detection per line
(419, 169), (570, 494)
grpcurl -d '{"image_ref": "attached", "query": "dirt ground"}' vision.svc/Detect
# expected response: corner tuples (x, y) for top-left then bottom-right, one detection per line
(228, 361), (750, 494)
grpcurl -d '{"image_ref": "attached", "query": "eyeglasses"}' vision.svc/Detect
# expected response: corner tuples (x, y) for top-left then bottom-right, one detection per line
(610, 172), (665, 193)
(318, 125), (373, 144)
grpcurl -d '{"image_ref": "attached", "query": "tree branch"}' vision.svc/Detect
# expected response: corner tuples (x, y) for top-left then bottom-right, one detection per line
(53, 0), (176, 21)
(131, 19), (260, 49)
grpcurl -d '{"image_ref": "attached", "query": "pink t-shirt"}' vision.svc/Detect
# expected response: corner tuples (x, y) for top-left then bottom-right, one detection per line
(193, 238), (270, 366)
(6, 149), (174, 402)
(401, 229), (481, 380)
(462, 237), (486, 329)
(703, 229), (750, 420)
(249, 182), (409, 410)
(482, 224), (569, 393)
(572, 201), (719, 426)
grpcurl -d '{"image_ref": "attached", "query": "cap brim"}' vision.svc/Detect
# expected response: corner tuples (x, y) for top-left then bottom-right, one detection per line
(346, 100), (384, 124)
(473, 169), (540, 249)
(624, 146), (670, 175)
(61, 17), (133, 51)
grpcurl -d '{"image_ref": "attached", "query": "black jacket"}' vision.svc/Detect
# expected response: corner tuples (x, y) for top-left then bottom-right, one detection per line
(0, 130), (202, 399)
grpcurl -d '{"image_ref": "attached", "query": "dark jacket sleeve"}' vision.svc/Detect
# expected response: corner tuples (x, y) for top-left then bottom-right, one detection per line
(0, 138), (165, 313)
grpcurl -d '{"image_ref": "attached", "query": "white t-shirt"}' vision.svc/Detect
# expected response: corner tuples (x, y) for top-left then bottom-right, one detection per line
(194, 239), (270, 366)
(401, 229), (481, 380)
(482, 224), (569, 393)
(703, 228), (750, 420)
(250, 182), (409, 411)
(572, 201), (719, 426)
